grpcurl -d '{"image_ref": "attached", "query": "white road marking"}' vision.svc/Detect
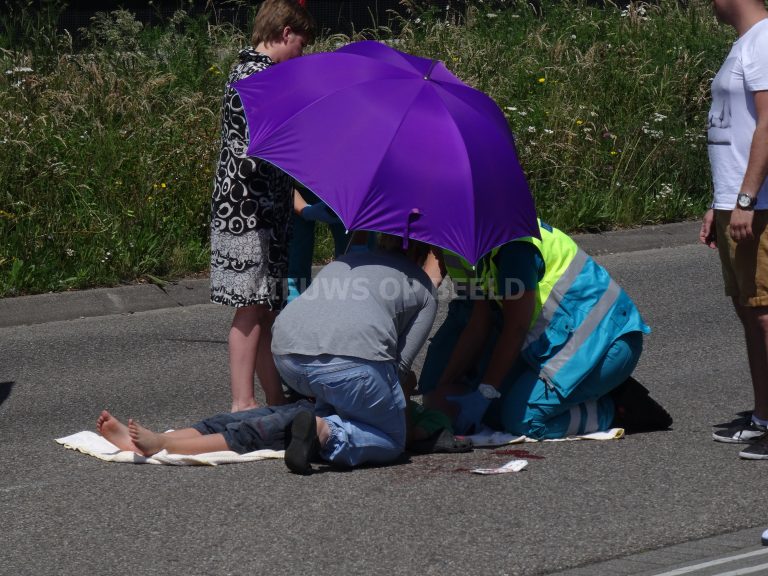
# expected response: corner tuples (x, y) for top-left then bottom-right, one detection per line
(650, 548), (768, 576)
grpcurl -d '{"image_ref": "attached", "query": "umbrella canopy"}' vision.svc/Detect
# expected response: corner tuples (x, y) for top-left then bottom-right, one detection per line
(233, 40), (538, 264)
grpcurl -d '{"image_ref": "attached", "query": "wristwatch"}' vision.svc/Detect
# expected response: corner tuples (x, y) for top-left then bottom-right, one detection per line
(477, 383), (501, 399)
(737, 192), (756, 210)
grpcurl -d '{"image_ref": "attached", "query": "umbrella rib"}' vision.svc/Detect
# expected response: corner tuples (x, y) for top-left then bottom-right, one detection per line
(356, 84), (430, 230)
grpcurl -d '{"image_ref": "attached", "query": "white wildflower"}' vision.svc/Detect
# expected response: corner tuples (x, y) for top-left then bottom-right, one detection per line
(4, 67), (33, 75)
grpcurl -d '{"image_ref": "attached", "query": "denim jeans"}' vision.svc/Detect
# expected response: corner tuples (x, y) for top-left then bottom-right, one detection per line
(191, 400), (315, 454)
(273, 354), (407, 467)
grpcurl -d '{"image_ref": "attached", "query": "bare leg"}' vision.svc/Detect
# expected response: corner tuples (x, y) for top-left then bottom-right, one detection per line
(316, 416), (330, 447)
(96, 410), (141, 454)
(128, 419), (229, 456)
(229, 305), (285, 411)
(254, 311), (286, 406)
(734, 301), (768, 420)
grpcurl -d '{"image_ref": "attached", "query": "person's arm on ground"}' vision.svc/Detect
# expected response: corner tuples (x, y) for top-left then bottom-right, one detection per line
(730, 90), (768, 243)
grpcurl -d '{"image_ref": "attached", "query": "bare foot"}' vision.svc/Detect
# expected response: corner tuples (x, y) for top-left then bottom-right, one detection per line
(96, 410), (141, 454)
(127, 419), (166, 457)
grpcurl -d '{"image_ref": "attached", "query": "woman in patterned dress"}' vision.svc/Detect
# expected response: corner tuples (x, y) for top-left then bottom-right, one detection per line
(210, 0), (315, 411)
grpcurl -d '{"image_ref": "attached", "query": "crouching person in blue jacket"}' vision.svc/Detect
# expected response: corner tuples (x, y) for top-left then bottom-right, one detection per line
(421, 220), (669, 439)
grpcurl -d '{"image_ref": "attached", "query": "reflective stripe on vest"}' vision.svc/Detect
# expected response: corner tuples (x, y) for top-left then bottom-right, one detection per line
(524, 248), (587, 346)
(566, 400), (600, 436)
(538, 278), (621, 384)
(478, 221), (634, 392)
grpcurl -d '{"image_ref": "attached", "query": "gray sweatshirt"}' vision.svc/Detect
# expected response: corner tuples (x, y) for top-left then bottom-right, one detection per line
(272, 250), (437, 377)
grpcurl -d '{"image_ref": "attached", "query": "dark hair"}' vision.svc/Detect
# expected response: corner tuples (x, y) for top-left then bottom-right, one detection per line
(251, 0), (316, 48)
(378, 233), (432, 267)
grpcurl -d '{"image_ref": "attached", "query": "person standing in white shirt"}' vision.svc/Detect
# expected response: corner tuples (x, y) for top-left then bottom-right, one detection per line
(700, 0), (768, 458)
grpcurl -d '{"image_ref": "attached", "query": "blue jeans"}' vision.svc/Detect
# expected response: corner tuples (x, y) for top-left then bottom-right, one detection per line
(495, 331), (644, 439)
(273, 354), (407, 467)
(191, 400), (315, 454)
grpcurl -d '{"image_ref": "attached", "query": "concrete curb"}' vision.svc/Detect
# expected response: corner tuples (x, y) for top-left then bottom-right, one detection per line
(0, 278), (212, 329)
(0, 220), (701, 328)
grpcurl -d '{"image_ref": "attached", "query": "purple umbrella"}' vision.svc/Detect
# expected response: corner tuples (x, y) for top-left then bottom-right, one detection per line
(233, 40), (538, 264)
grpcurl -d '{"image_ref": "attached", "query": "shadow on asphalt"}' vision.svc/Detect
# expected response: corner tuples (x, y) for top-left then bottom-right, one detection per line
(712, 410), (752, 429)
(0, 381), (14, 406)
(306, 454), (414, 475)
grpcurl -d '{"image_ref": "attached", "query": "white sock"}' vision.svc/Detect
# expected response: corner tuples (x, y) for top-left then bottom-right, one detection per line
(751, 414), (768, 428)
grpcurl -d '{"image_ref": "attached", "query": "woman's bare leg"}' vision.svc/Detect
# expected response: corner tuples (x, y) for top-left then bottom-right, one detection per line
(255, 311), (286, 406)
(128, 419), (229, 456)
(229, 304), (285, 411)
(229, 306), (263, 412)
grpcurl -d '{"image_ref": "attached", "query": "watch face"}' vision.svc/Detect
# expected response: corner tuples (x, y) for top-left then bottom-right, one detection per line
(738, 194), (754, 208)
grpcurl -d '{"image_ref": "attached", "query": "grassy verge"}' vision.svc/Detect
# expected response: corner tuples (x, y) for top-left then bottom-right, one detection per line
(0, 0), (731, 296)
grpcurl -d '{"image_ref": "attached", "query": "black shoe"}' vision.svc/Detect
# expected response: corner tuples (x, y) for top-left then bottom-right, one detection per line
(409, 428), (473, 454)
(285, 411), (319, 475)
(714, 418), (767, 444)
(610, 376), (673, 433)
(739, 432), (768, 459)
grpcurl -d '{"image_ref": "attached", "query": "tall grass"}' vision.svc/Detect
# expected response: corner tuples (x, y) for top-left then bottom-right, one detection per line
(0, 1), (732, 296)
(384, 0), (731, 230)
(1, 8), (237, 295)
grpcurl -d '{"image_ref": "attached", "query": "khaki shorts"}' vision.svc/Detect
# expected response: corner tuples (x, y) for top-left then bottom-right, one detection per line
(715, 209), (768, 307)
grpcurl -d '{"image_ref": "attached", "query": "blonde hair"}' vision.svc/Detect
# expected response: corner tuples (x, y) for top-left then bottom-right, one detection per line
(251, 0), (316, 48)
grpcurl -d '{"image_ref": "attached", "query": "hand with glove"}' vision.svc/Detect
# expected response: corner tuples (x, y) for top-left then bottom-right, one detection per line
(447, 384), (499, 434)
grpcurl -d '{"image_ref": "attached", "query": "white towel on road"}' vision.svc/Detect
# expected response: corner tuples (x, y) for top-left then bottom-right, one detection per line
(55, 431), (284, 466)
(466, 425), (624, 447)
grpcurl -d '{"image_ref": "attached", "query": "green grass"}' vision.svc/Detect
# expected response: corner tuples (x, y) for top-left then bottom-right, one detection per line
(0, 1), (733, 296)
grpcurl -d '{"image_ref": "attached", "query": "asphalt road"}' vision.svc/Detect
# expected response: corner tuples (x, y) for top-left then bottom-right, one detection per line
(1, 221), (766, 576)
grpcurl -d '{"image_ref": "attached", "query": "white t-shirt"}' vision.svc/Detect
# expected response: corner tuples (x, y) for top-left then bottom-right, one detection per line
(708, 18), (768, 210)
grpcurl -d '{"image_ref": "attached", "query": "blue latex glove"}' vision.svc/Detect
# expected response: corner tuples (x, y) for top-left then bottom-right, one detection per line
(300, 202), (339, 224)
(447, 390), (491, 435)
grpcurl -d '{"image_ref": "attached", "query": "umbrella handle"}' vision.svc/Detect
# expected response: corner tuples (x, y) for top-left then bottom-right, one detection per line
(403, 208), (421, 250)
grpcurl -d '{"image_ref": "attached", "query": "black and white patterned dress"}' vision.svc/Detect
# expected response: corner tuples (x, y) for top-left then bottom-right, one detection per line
(210, 48), (293, 309)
